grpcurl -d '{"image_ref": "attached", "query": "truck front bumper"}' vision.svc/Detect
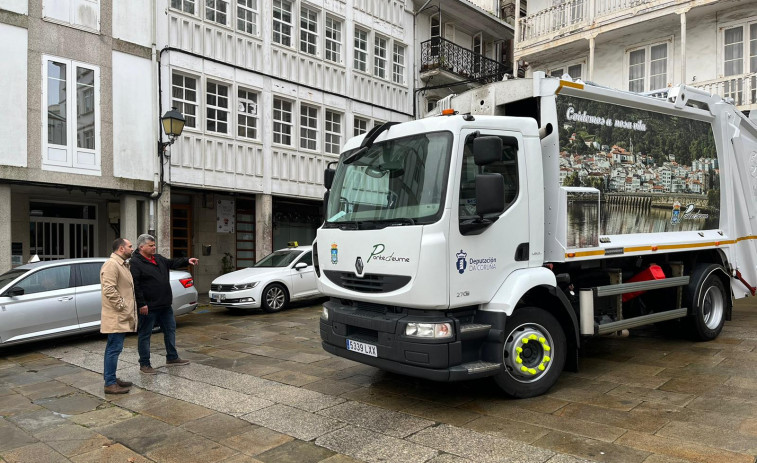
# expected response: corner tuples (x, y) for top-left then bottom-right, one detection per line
(320, 299), (496, 382)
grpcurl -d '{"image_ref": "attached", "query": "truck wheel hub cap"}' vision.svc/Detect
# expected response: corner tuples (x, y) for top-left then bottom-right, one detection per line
(504, 325), (554, 383)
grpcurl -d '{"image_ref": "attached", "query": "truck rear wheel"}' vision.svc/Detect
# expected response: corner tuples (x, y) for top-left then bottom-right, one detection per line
(495, 307), (566, 398)
(685, 267), (727, 341)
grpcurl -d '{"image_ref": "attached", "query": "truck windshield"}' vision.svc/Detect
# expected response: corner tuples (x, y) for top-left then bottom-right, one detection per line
(324, 131), (453, 228)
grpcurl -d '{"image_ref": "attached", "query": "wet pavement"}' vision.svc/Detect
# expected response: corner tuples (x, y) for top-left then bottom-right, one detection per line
(2, 296), (757, 463)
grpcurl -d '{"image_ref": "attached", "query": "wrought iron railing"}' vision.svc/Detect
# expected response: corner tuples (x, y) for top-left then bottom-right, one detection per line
(420, 37), (510, 84)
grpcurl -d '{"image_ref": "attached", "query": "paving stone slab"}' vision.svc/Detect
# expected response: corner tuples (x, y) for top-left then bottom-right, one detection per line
(180, 412), (256, 441)
(409, 424), (555, 463)
(69, 442), (152, 463)
(15, 380), (77, 401)
(318, 401), (434, 438)
(146, 434), (239, 463)
(654, 420), (757, 454)
(221, 426), (294, 456)
(614, 430), (754, 463)
(242, 404), (346, 441)
(255, 439), (336, 463)
(316, 425), (439, 463)
(0, 423), (38, 452)
(0, 442), (69, 463)
(34, 393), (103, 415)
(6, 408), (68, 432)
(533, 431), (650, 463)
(69, 406), (134, 428)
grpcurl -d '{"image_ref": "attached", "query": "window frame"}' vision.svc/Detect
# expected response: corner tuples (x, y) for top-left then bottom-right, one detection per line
(273, 97), (294, 146)
(354, 116), (369, 136)
(374, 35), (388, 79)
(237, 87), (259, 140)
(42, 55), (101, 173)
(299, 103), (319, 151)
(392, 42), (406, 85)
(625, 39), (671, 93)
(354, 27), (368, 73)
(237, 0), (258, 35)
(206, 80), (230, 135)
(325, 109), (342, 155)
(325, 16), (342, 64)
(300, 6), (319, 56)
(273, 0), (294, 47)
(719, 18), (757, 77)
(547, 60), (585, 80)
(205, 0), (229, 26)
(170, 0), (196, 15)
(171, 72), (199, 130)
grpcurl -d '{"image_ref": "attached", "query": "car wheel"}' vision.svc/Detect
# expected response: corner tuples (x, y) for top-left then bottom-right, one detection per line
(262, 283), (289, 313)
(494, 307), (566, 398)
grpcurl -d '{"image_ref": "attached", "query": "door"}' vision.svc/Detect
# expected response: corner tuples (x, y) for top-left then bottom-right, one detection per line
(448, 130), (530, 308)
(0, 265), (78, 343)
(74, 261), (105, 329)
(236, 199), (256, 269)
(289, 251), (317, 299)
(171, 204), (192, 269)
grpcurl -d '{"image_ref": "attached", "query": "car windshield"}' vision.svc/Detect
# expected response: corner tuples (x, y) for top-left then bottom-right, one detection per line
(0, 269), (26, 291)
(324, 131), (453, 228)
(253, 250), (303, 268)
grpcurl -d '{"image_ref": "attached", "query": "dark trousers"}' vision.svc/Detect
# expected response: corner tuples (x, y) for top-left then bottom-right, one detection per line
(104, 333), (126, 386)
(137, 307), (178, 367)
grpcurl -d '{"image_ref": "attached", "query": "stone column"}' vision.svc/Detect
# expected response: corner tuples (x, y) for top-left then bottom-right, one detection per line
(119, 195), (138, 243)
(255, 193), (273, 261)
(680, 10), (687, 84)
(588, 35), (596, 82)
(0, 185), (11, 272)
(156, 185), (172, 256)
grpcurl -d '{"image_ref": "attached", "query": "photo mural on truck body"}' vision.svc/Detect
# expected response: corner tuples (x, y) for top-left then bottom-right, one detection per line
(556, 94), (720, 246)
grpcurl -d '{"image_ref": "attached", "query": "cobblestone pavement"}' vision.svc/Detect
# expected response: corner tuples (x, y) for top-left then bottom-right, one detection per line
(2, 296), (757, 463)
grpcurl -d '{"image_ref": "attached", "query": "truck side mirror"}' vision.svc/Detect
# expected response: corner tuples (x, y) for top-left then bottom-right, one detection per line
(475, 173), (505, 216)
(473, 136), (503, 166)
(324, 167), (336, 190)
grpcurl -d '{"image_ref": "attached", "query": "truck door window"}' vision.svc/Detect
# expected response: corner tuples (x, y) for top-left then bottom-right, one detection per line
(459, 136), (519, 219)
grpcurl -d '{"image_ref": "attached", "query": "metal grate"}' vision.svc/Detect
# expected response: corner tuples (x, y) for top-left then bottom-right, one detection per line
(324, 271), (410, 293)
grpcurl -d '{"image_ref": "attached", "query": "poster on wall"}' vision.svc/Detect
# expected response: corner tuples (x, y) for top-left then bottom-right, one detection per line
(217, 199), (235, 233)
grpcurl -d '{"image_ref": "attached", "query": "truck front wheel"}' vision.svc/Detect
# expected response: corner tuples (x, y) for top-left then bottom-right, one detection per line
(495, 307), (566, 398)
(685, 268), (727, 341)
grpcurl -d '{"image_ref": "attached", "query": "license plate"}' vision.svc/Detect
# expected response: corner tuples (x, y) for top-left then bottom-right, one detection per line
(213, 294), (224, 302)
(347, 339), (377, 357)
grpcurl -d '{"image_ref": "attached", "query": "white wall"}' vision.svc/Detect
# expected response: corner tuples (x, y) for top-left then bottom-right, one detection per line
(0, 0), (27, 14)
(0, 24), (27, 167)
(112, 51), (154, 181)
(112, 0), (152, 47)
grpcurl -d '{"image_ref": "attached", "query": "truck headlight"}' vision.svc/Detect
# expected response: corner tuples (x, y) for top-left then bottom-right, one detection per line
(405, 322), (453, 339)
(233, 282), (258, 290)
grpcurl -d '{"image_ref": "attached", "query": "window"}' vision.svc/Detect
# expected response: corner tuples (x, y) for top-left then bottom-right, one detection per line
(325, 110), (342, 154)
(205, 0), (228, 25)
(78, 262), (102, 286)
(171, 0), (195, 14)
(43, 56), (100, 171)
(206, 81), (229, 134)
(549, 63), (582, 80)
(273, 98), (293, 145)
(430, 14), (440, 57)
(392, 43), (405, 84)
(43, 0), (99, 31)
(374, 36), (387, 78)
(354, 117), (368, 136)
(300, 6), (318, 55)
(354, 28), (368, 72)
(722, 23), (757, 104)
(237, 0), (258, 35)
(17, 266), (72, 295)
(297, 252), (313, 266)
(627, 42), (667, 92)
(459, 136), (519, 220)
(172, 73), (197, 128)
(325, 17), (342, 63)
(238, 88), (258, 139)
(273, 0), (293, 47)
(473, 33), (482, 74)
(300, 104), (318, 150)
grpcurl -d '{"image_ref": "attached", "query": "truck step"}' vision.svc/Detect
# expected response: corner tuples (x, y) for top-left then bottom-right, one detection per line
(596, 308), (687, 335)
(449, 361), (501, 380)
(459, 323), (491, 340)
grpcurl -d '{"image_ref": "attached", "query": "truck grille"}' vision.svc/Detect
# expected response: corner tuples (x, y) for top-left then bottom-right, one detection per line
(324, 271), (411, 293)
(210, 284), (235, 292)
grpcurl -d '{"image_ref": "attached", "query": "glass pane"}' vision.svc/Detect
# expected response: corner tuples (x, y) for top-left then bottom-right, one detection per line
(237, 251), (255, 259)
(48, 62), (67, 146)
(76, 67), (95, 150)
(17, 266), (71, 295)
(237, 222), (254, 231)
(237, 213), (252, 222)
(237, 241), (254, 249)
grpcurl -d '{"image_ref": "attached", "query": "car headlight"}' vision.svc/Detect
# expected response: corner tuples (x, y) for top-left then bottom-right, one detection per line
(405, 322), (453, 339)
(233, 282), (259, 290)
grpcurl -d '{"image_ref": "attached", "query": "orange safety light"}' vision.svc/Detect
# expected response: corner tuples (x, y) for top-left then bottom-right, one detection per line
(441, 108), (455, 116)
(567, 252), (576, 258)
(651, 246), (658, 251)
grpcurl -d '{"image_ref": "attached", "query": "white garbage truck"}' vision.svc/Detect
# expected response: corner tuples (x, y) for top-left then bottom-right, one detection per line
(314, 73), (757, 397)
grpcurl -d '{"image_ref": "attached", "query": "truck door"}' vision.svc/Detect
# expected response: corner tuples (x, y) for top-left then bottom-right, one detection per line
(449, 130), (530, 307)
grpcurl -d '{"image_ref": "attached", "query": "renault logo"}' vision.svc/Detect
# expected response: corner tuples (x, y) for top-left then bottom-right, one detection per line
(355, 257), (364, 276)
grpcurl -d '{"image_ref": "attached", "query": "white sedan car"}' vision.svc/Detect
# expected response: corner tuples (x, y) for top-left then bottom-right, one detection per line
(209, 245), (320, 313)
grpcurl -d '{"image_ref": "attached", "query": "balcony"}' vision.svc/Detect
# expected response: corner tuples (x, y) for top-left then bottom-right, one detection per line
(420, 37), (511, 86)
(691, 73), (757, 110)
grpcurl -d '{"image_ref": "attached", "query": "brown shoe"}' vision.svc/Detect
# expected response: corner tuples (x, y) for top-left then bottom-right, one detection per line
(140, 365), (158, 375)
(116, 378), (132, 387)
(104, 384), (130, 394)
(166, 358), (190, 366)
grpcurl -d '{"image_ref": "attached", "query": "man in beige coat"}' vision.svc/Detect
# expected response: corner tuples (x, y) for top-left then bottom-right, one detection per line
(100, 238), (137, 394)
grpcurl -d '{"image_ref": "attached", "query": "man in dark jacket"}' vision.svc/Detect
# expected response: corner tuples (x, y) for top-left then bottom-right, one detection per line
(131, 233), (199, 374)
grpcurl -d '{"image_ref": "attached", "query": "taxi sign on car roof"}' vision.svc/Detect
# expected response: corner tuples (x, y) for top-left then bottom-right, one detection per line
(287, 241), (299, 248)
